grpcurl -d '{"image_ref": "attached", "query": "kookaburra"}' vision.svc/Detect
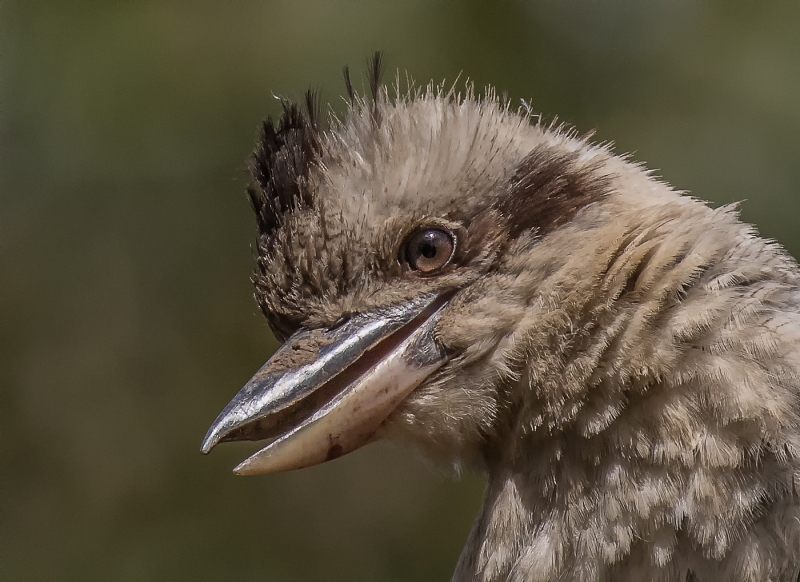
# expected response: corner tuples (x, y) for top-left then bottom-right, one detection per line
(202, 56), (800, 581)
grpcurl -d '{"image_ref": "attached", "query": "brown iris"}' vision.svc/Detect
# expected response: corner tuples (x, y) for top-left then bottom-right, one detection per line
(403, 228), (455, 273)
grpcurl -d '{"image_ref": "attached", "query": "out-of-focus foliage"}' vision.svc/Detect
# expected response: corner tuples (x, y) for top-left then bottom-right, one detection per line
(3, 2), (800, 580)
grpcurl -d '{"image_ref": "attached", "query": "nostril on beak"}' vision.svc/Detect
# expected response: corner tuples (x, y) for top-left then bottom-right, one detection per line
(327, 313), (352, 332)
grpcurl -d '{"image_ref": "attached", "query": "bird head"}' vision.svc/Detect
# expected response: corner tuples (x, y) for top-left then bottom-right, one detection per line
(201, 64), (657, 475)
(201, 59), (800, 582)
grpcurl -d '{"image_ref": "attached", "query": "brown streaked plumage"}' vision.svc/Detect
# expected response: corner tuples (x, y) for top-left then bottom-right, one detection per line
(202, 57), (800, 581)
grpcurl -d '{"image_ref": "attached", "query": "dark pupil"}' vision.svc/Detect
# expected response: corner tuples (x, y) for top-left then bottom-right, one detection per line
(420, 240), (437, 258)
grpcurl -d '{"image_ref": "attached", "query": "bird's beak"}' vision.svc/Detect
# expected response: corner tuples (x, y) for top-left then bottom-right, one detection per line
(200, 293), (450, 475)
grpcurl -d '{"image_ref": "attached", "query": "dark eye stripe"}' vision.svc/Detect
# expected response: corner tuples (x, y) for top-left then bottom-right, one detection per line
(403, 228), (455, 273)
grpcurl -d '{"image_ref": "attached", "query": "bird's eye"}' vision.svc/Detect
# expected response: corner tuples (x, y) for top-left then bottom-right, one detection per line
(403, 228), (455, 273)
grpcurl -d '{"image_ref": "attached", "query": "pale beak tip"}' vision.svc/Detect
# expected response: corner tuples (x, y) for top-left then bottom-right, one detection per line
(200, 423), (225, 455)
(233, 457), (262, 476)
(232, 446), (294, 475)
(200, 439), (214, 455)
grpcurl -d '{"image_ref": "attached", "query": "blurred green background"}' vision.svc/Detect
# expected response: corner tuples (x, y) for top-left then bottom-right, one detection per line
(3, 1), (800, 581)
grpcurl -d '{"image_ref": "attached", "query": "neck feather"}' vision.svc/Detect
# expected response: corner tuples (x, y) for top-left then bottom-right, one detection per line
(455, 199), (800, 582)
